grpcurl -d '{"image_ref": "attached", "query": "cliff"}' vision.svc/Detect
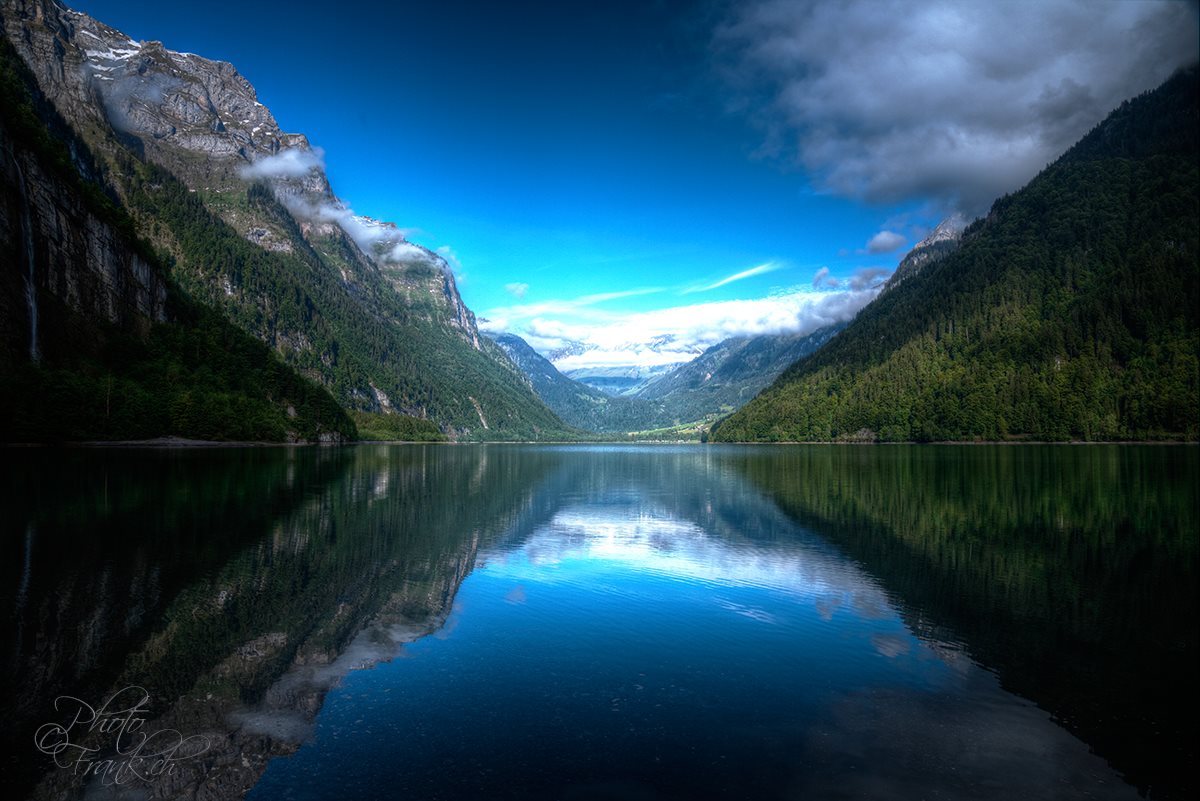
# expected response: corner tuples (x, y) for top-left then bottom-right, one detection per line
(0, 27), (354, 442)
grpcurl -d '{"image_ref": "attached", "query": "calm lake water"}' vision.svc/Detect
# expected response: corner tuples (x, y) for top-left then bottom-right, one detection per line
(3, 445), (1196, 800)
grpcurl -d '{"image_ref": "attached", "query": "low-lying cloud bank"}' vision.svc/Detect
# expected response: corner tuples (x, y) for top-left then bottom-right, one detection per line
(483, 269), (886, 370)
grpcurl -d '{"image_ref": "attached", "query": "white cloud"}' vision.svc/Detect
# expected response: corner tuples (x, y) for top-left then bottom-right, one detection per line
(865, 231), (906, 254)
(522, 317), (596, 347)
(234, 142), (461, 280)
(280, 196), (451, 272)
(386, 241), (433, 264)
(685, 261), (783, 293)
(848, 267), (890, 291)
(492, 287), (666, 324)
(437, 245), (463, 271)
(716, 0), (1199, 212)
(238, 147), (325, 180)
(505, 282), (530, 299)
(554, 347), (693, 371)
(489, 283), (884, 370)
(282, 196), (345, 229)
(286, 197), (403, 259)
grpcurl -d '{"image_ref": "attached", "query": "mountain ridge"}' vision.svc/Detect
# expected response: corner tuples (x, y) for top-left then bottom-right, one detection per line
(487, 332), (671, 432)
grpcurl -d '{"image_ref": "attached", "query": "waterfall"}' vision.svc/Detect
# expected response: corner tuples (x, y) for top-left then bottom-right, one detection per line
(15, 159), (40, 363)
(7, 147), (40, 363)
(12, 523), (34, 665)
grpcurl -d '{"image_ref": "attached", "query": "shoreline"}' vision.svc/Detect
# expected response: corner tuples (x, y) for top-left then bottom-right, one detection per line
(4, 436), (338, 448)
(4, 437), (1195, 448)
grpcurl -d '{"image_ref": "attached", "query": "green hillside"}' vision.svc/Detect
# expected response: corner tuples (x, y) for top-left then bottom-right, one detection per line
(712, 67), (1199, 443)
(636, 324), (845, 426)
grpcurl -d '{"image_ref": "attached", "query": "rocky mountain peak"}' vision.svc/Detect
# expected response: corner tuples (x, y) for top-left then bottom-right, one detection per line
(4, 0), (290, 176)
(913, 213), (967, 249)
(883, 214), (969, 291)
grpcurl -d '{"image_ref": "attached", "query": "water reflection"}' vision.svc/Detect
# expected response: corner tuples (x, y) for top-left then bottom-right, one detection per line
(731, 444), (1198, 799)
(2, 445), (557, 800)
(497, 502), (896, 619)
(250, 446), (1152, 801)
(2, 445), (1193, 800)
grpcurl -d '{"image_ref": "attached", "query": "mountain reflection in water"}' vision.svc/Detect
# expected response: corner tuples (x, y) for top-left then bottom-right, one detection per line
(3, 445), (1194, 800)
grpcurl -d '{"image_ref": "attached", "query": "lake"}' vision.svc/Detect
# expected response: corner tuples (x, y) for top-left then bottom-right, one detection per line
(3, 444), (1196, 800)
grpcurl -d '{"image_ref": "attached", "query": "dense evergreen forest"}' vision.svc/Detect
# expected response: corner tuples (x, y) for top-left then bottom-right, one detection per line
(351, 411), (446, 442)
(712, 67), (1199, 442)
(0, 35), (354, 442)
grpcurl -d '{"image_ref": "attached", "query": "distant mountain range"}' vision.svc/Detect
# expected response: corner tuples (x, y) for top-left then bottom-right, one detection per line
(712, 67), (1199, 442)
(489, 324), (844, 433)
(543, 335), (701, 396)
(488, 333), (668, 432)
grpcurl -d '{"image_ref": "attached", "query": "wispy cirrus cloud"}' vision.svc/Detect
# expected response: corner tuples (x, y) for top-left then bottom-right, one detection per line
(684, 261), (784, 293)
(486, 287), (666, 328)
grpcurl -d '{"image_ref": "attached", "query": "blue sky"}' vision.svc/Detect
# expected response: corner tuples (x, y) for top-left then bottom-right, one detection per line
(74, 0), (1199, 364)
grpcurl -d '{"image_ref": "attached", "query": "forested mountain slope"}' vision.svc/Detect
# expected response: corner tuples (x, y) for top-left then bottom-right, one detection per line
(712, 67), (1199, 442)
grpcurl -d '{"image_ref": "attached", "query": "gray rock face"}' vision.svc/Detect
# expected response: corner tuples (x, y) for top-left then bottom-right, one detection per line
(915, 214), (967, 249)
(3, 0), (289, 174)
(351, 213), (481, 345)
(883, 214), (968, 291)
(0, 124), (168, 357)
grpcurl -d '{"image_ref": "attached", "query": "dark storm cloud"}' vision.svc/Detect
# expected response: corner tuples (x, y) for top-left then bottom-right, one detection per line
(715, 0), (1199, 213)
